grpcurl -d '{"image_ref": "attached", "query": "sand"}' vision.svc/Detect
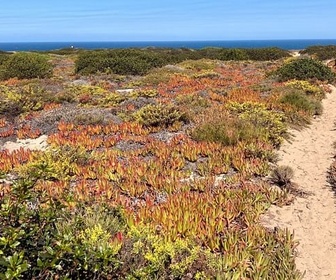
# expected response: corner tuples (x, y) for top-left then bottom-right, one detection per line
(262, 86), (336, 279)
(1, 135), (48, 152)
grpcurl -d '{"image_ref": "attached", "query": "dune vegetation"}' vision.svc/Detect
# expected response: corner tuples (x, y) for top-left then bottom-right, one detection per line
(0, 47), (335, 279)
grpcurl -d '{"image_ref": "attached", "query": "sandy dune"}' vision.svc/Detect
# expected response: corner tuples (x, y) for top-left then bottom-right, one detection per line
(262, 86), (336, 279)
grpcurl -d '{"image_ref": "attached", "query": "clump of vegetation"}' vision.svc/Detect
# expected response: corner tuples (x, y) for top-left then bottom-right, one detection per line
(133, 103), (187, 127)
(245, 47), (290, 61)
(285, 80), (325, 99)
(279, 90), (323, 116)
(0, 84), (54, 117)
(226, 102), (288, 147)
(270, 165), (294, 187)
(179, 59), (217, 71)
(199, 47), (289, 61)
(300, 45), (336, 60)
(75, 49), (167, 76)
(0, 52), (12, 65)
(191, 102), (288, 147)
(0, 52), (52, 80)
(75, 47), (291, 76)
(73, 113), (105, 125)
(274, 58), (335, 82)
(191, 110), (263, 146)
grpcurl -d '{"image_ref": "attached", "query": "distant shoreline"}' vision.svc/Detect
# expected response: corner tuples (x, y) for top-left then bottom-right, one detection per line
(0, 39), (336, 52)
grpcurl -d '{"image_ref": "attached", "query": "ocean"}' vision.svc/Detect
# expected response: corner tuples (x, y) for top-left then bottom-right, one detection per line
(0, 39), (336, 51)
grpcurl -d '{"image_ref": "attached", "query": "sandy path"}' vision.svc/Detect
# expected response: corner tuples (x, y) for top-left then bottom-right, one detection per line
(262, 86), (336, 279)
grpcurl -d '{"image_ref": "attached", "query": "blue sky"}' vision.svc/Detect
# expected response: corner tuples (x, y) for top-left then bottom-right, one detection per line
(1, 0), (335, 42)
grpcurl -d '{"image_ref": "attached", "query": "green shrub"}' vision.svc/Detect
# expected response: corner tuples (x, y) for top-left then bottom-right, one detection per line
(198, 47), (289, 61)
(0, 52), (52, 80)
(75, 47), (291, 76)
(0, 52), (11, 65)
(245, 47), (290, 61)
(274, 58), (335, 82)
(217, 48), (249, 61)
(300, 45), (336, 60)
(75, 49), (167, 76)
(0, 178), (60, 279)
(50, 204), (125, 279)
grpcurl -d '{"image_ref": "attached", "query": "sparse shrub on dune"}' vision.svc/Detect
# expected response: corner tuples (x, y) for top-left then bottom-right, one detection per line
(179, 59), (217, 71)
(270, 165), (294, 187)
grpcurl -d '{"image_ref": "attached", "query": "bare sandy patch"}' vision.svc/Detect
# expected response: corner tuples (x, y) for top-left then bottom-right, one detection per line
(2, 135), (48, 152)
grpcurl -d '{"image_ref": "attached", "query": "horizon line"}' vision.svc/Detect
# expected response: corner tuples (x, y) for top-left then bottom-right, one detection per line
(1, 38), (336, 44)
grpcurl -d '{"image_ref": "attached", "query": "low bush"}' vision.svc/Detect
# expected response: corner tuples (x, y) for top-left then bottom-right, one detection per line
(75, 49), (167, 76)
(300, 45), (336, 60)
(191, 110), (264, 146)
(133, 103), (187, 127)
(279, 91), (323, 116)
(274, 58), (335, 82)
(199, 47), (289, 61)
(75, 47), (291, 76)
(226, 102), (288, 147)
(0, 52), (52, 80)
(0, 52), (11, 65)
(0, 84), (54, 118)
(192, 101), (288, 148)
(245, 47), (290, 61)
(285, 80), (325, 100)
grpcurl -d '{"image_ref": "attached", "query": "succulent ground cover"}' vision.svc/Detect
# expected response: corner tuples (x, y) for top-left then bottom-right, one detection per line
(0, 49), (334, 279)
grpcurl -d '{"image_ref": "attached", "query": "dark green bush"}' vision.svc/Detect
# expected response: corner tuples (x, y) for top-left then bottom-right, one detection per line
(0, 52), (52, 80)
(75, 47), (291, 76)
(300, 45), (336, 60)
(198, 47), (289, 61)
(218, 48), (249, 60)
(75, 49), (167, 75)
(245, 47), (290, 61)
(0, 52), (11, 65)
(275, 58), (335, 82)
